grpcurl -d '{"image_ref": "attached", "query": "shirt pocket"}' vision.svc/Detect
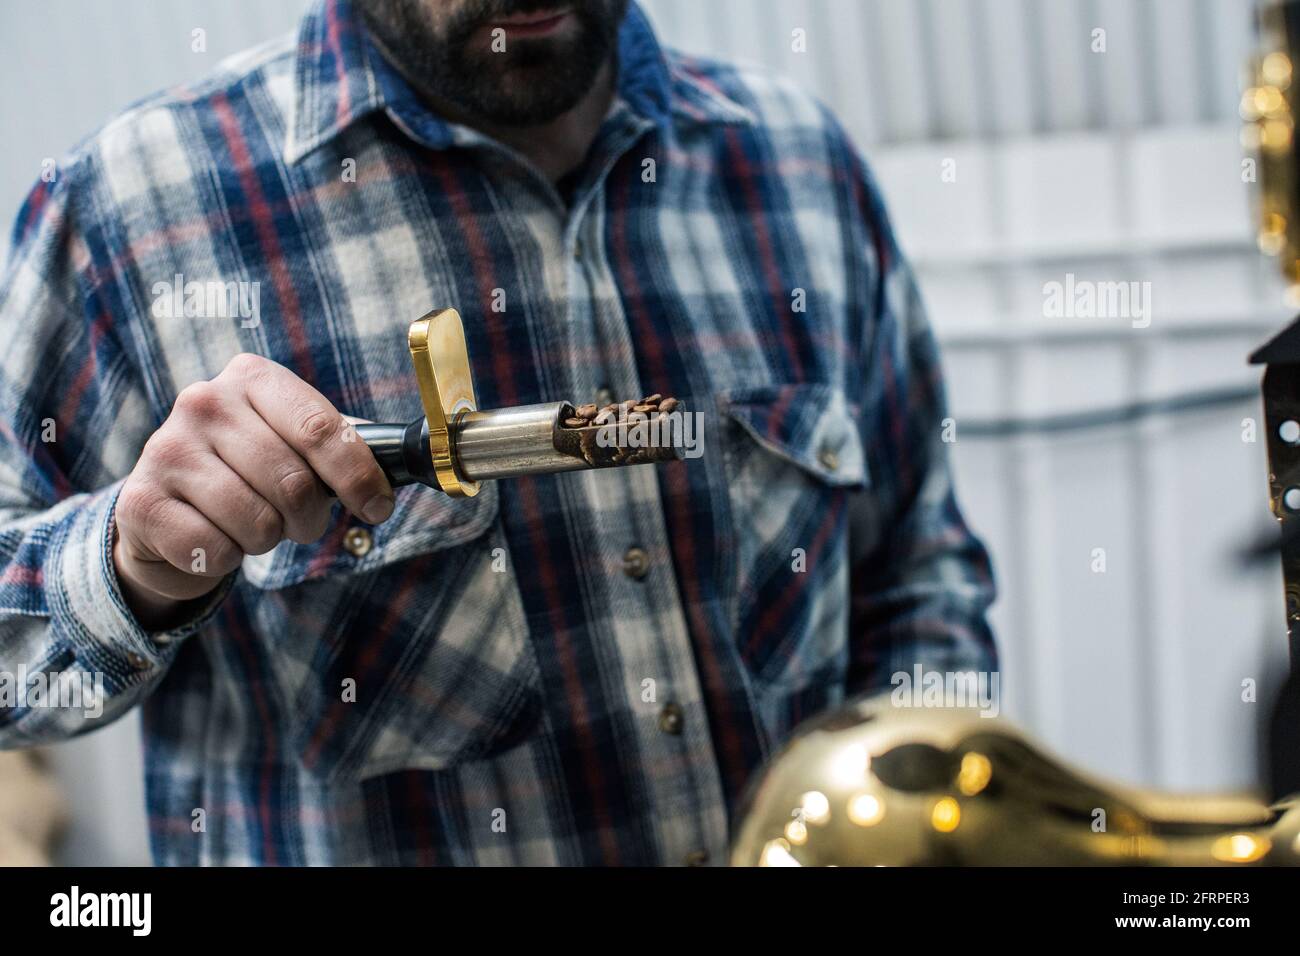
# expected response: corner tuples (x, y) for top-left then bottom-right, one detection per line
(718, 383), (868, 692)
(238, 480), (541, 784)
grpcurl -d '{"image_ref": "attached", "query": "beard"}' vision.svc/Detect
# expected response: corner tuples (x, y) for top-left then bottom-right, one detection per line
(355, 0), (630, 126)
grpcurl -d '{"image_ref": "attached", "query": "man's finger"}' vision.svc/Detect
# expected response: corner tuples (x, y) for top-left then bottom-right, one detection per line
(231, 356), (394, 523)
(207, 406), (333, 544)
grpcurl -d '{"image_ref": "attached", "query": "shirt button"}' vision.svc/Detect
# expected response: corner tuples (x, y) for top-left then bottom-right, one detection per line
(126, 652), (150, 670)
(595, 385), (614, 406)
(658, 702), (684, 735)
(818, 445), (840, 472)
(343, 527), (373, 558)
(622, 546), (649, 580)
(683, 849), (710, 866)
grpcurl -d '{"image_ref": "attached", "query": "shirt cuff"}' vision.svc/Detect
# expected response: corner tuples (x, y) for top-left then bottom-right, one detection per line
(48, 481), (234, 685)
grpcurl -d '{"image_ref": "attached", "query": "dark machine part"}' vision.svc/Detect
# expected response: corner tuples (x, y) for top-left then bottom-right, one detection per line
(1252, 329), (1300, 666)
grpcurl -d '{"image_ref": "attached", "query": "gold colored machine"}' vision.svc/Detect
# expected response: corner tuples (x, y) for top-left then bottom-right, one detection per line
(730, 696), (1300, 867)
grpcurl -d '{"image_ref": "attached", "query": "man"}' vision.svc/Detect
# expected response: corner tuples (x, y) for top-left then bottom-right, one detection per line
(0, 0), (995, 865)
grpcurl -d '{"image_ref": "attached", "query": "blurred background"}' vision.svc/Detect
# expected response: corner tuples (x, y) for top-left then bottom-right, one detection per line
(0, 0), (1289, 864)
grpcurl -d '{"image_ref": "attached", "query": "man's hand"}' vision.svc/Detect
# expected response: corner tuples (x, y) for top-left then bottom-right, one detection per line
(112, 353), (394, 628)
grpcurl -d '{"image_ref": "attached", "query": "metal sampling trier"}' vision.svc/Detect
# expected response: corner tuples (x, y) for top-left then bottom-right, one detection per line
(352, 308), (683, 497)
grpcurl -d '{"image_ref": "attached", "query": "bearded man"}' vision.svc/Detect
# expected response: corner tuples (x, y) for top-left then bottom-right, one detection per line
(0, 0), (995, 865)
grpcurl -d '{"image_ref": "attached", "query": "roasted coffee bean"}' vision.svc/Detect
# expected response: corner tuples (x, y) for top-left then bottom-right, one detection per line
(555, 393), (683, 469)
(559, 392), (681, 437)
(579, 427), (600, 464)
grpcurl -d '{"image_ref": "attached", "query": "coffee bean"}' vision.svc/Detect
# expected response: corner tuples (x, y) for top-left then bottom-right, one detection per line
(558, 393), (681, 475)
(579, 427), (600, 464)
(554, 394), (684, 470)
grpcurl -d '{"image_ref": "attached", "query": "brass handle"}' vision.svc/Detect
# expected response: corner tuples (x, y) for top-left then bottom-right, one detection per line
(407, 309), (479, 497)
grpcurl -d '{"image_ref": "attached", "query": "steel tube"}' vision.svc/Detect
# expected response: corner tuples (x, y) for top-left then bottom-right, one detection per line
(450, 402), (584, 481)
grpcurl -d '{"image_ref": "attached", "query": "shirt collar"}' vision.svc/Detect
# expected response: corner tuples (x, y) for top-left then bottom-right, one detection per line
(285, 0), (754, 165)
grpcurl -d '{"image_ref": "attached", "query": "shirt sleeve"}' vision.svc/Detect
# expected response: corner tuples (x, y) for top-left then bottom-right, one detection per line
(0, 162), (229, 748)
(836, 133), (999, 695)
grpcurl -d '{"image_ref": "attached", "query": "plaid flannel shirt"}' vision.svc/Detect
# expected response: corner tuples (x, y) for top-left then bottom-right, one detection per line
(0, 0), (996, 865)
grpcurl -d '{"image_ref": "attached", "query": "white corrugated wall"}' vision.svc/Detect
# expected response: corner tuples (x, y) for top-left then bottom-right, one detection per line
(0, 0), (1288, 863)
